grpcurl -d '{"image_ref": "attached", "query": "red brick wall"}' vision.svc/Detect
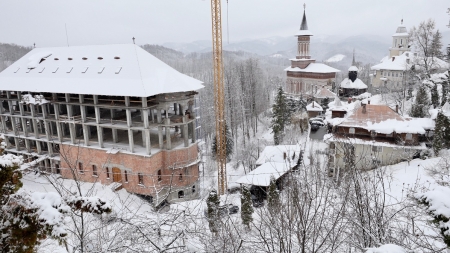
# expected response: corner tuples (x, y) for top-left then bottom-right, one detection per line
(287, 71), (336, 79)
(59, 144), (199, 196)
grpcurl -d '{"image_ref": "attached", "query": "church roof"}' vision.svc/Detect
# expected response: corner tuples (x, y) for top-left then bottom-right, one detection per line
(393, 25), (408, 36)
(340, 78), (368, 89)
(296, 8), (313, 36)
(315, 87), (336, 99)
(0, 44), (204, 97)
(371, 52), (449, 71)
(285, 63), (340, 74)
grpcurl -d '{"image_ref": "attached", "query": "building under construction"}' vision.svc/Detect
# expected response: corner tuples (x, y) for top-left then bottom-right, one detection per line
(0, 44), (204, 205)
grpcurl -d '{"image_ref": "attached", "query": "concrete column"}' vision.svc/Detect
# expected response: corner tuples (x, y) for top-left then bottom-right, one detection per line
(56, 122), (63, 142)
(110, 109), (115, 120)
(43, 121), (51, 140)
(54, 104), (60, 120)
(95, 107), (101, 124)
(44, 159), (50, 172)
(4, 135), (11, 149)
(165, 119), (171, 150)
(191, 121), (196, 143)
(11, 116), (17, 135)
(80, 106), (86, 122)
(128, 129), (134, 153)
(150, 109), (154, 123)
(144, 129), (151, 155)
(157, 109), (162, 123)
(158, 126), (163, 149)
(183, 124), (188, 147)
(48, 143), (53, 156)
(36, 141), (42, 154)
(69, 123), (76, 144)
(21, 118), (28, 137)
(125, 96), (130, 106)
(97, 126), (104, 148)
(42, 104), (48, 119)
(83, 125), (90, 146)
(14, 137), (20, 151)
(126, 109), (132, 127)
(142, 97), (149, 128)
(17, 92), (24, 115)
(30, 105), (40, 138)
(93, 95), (98, 105)
(6, 92), (14, 115)
(112, 128), (118, 143)
(173, 103), (178, 115)
(25, 139), (31, 152)
(0, 116), (6, 133)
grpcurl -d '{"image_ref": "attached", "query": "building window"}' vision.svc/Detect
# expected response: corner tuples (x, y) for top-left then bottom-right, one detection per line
(124, 170), (128, 182)
(55, 164), (61, 174)
(372, 146), (383, 153)
(106, 168), (110, 179)
(138, 173), (144, 185)
(78, 162), (84, 174)
(92, 165), (98, 176)
(406, 133), (412, 140)
(349, 128), (355, 134)
(178, 191), (184, 198)
(157, 170), (162, 182)
(179, 173), (183, 181)
(192, 185), (196, 193)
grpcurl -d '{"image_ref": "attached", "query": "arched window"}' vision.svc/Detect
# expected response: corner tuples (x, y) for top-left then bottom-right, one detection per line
(178, 191), (184, 198)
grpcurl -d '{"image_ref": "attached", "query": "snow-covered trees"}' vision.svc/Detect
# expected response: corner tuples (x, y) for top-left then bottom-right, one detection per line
(267, 176), (279, 210)
(212, 123), (234, 161)
(206, 189), (220, 233)
(409, 19), (444, 76)
(431, 82), (440, 108)
(433, 111), (450, 155)
(410, 85), (430, 117)
(240, 185), (253, 228)
(442, 71), (449, 106)
(271, 86), (290, 145)
(0, 153), (68, 253)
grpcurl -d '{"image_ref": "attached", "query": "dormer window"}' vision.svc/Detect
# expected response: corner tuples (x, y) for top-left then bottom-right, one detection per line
(114, 56), (120, 60)
(98, 57), (103, 60)
(82, 57), (88, 60)
(68, 57), (73, 60)
(54, 58), (59, 60)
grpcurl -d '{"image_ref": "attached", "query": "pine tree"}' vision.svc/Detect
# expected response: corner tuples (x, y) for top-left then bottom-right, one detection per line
(441, 71), (449, 106)
(410, 85), (430, 118)
(321, 97), (330, 113)
(271, 86), (290, 145)
(212, 123), (234, 161)
(206, 189), (220, 233)
(433, 111), (450, 155)
(431, 83), (440, 109)
(240, 185), (253, 228)
(267, 176), (279, 211)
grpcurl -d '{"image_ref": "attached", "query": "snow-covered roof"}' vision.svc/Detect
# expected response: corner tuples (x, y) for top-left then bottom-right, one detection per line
(0, 44), (204, 97)
(330, 96), (346, 112)
(235, 162), (291, 187)
(255, 145), (301, 165)
(338, 104), (428, 134)
(442, 101), (450, 113)
(366, 244), (407, 253)
(315, 86), (336, 99)
(371, 51), (449, 71)
(340, 78), (368, 89)
(306, 101), (323, 111)
(324, 133), (427, 150)
(285, 63), (340, 74)
(348, 66), (358, 71)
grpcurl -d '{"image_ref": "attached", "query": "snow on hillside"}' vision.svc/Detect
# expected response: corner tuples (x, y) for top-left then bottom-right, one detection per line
(325, 54), (346, 62)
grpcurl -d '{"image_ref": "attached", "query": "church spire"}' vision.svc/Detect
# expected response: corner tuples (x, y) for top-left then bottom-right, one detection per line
(352, 49), (356, 66)
(300, 3), (308, 30)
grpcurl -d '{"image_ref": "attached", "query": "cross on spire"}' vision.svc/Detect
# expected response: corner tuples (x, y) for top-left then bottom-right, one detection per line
(401, 18), (403, 25)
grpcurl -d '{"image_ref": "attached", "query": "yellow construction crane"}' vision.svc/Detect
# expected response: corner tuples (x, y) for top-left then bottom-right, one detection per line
(210, 0), (227, 195)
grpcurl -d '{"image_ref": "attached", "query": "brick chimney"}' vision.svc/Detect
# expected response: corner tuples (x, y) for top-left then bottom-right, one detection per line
(348, 97), (352, 104)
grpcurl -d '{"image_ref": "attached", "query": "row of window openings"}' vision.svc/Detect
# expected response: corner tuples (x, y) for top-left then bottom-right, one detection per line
(19, 66), (122, 74)
(380, 71), (402, 77)
(77, 163), (188, 184)
(348, 128), (413, 140)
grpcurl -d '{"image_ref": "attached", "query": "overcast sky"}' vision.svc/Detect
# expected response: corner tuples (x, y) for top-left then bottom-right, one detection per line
(0, 0), (449, 47)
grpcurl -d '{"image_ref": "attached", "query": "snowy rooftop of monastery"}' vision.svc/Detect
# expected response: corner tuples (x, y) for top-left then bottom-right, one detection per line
(314, 86), (336, 98)
(337, 104), (427, 134)
(348, 66), (358, 71)
(340, 78), (368, 89)
(330, 96), (346, 111)
(255, 145), (301, 165)
(236, 162), (292, 187)
(0, 44), (204, 97)
(371, 51), (449, 71)
(306, 101), (323, 111)
(285, 63), (340, 74)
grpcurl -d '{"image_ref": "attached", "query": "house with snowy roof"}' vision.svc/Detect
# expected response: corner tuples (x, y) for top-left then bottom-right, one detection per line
(339, 66), (368, 97)
(325, 103), (432, 170)
(285, 6), (339, 96)
(306, 101), (323, 118)
(371, 21), (449, 90)
(0, 44), (204, 205)
(314, 86), (336, 104)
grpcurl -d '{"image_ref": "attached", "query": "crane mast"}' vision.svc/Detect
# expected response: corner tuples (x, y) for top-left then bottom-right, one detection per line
(211, 0), (227, 195)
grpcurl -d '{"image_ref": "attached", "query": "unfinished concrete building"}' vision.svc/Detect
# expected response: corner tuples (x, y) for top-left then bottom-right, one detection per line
(0, 44), (204, 205)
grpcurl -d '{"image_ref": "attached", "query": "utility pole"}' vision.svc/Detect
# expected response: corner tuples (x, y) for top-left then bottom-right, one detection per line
(211, 0), (227, 195)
